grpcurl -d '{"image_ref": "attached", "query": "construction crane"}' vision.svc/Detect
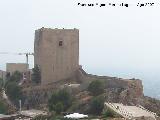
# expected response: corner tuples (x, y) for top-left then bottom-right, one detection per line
(18, 53), (34, 65)
(0, 52), (34, 66)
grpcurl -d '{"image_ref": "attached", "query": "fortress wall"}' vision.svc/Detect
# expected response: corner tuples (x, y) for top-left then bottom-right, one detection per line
(77, 68), (144, 98)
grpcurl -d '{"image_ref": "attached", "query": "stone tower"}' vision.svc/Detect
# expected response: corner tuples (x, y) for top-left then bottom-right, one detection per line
(34, 28), (79, 85)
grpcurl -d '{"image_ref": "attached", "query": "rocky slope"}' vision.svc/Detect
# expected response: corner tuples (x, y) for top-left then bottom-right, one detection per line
(21, 68), (160, 117)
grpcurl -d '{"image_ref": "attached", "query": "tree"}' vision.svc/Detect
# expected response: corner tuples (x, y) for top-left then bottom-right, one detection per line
(9, 71), (22, 83)
(32, 65), (41, 84)
(89, 96), (105, 115)
(0, 100), (8, 114)
(48, 89), (72, 113)
(1, 72), (25, 107)
(5, 71), (22, 87)
(5, 81), (24, 106)
(88, 80), (104, 96)
(0, 78), (3, 93)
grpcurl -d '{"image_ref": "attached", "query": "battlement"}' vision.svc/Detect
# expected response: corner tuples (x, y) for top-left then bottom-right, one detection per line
(36, 27), (79, 32)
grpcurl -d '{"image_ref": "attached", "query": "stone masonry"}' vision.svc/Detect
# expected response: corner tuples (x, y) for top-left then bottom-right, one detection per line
(34, 28), (79, 85)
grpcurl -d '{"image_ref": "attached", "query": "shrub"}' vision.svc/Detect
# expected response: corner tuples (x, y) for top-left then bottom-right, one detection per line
(0, 100), (8, 114)
(54, 102), (64, 114)
(88, 80), (104, 96)
(48, 89), (72, 114)
(103, 108), (116, 118)
(89, 96), (105, 115)
(5, 81), (24, 106)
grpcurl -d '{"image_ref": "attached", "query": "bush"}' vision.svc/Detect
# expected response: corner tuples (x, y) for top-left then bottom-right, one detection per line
(89, 96), (105, 115)
(54, 102), (64, 114)
(0, 78), (3, 93)
(48, 89), (72, 114)
(88, 80), (104, 96)
(9, 71), (22, 83)
(103, 108), (116, 118)
(67, 101), (80, 112)
(5, 81), (24, 106)
(0, 78), (4, 88)
(0, 100), (8, 114)
(4, 71), (22, 88)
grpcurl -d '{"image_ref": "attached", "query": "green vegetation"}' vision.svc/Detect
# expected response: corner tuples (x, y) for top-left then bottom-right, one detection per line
(1, 71), (24, 107)
(54, 102), (64, 114)
(89, 96), (105, 115)
(88, 80), (104, 96)
(0, 78), (3, 92)
(0, 78), (4, 88)
(48, 89), (72, 114)
(4, 71), (24, 107)
(5, 81), (24, 106)
(9, 71), (22, 83)
(67, 101), (80, 112)
(4, 71), (22, 87)
(32, 64), (41, 84)
(103, 108), (117, 118)
(0, 100), (8, 114)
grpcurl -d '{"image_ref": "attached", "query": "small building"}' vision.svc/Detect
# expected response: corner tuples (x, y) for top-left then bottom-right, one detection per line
(6, 63), (28, 75)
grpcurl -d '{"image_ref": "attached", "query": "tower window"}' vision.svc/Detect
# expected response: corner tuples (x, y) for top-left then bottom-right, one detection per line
(59, 41), (63, 46)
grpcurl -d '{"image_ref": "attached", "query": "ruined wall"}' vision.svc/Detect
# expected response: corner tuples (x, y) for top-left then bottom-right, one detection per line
(34, 28), (79, 85)
(6, 63), (28, 74)
(77, 68), (144, 100)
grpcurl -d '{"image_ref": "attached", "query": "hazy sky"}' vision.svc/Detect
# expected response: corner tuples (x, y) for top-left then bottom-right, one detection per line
(0, 0), (160, 96)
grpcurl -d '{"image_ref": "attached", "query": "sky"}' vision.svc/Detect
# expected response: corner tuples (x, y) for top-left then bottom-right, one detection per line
(0, 0), (160, 97)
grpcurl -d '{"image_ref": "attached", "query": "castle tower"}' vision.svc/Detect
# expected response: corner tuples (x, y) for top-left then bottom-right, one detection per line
(34, 28), (79, 85)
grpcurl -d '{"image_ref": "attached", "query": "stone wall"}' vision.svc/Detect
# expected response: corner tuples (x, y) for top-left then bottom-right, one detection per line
(78, 68), (143, 99)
